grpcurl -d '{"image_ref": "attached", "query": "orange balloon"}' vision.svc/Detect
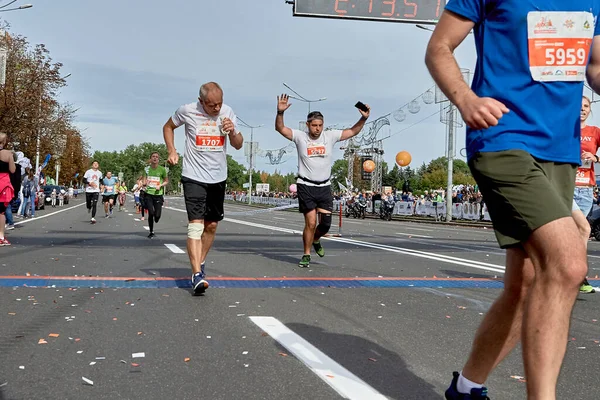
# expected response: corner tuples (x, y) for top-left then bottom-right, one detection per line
(363, 159), (375, 173)
(396, 151), (412, 167)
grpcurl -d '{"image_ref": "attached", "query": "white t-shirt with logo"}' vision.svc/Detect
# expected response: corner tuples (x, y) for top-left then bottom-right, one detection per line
(292, 129), (343, 187)
(171, 102), (238, 184)
(84, 169), (103, 193)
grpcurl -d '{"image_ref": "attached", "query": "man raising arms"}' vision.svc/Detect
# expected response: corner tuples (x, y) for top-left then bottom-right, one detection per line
(163, 82), (243, 295)
(275, 94), (369, 268)
(425, 1), (600, 399)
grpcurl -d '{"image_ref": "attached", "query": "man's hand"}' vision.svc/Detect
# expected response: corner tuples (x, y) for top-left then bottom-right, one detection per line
(277, 94), (292, 113)
(358, 104), (371, 119)
(221, 117), (236, 135)
(457, 94), (510, 130)
(167, 150), (179, 165)
(582, 151), (597, 160)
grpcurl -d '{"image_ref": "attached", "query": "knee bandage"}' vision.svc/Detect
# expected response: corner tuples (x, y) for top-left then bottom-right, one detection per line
(188, 223), (204, 239)
(316, 213), (332, 235)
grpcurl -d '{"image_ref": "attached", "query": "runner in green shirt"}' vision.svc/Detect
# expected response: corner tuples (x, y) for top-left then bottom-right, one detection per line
(143, 152), (169, 238)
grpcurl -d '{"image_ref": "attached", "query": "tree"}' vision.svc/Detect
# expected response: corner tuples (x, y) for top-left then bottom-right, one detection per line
(331, 158), (348, 190)
(226, 155), (246, 190)
(0, 27), (88, 178)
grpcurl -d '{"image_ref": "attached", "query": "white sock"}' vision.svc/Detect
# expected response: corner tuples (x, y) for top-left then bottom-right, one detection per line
(457, 371), (483, 394)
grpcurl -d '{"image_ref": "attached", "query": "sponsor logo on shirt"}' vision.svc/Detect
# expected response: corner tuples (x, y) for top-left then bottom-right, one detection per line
(534, 17), (557, 34)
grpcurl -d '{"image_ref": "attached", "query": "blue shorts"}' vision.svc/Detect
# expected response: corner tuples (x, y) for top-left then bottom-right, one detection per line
(573, 187), (594, 217)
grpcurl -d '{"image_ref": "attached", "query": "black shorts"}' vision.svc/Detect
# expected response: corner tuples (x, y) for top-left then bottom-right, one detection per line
(297, 183), (333, 214)
(102, 194), (116, 203)
(181, 177), (225, 222)
(86, 192), (99, 204)
(144, 193), (164, 210)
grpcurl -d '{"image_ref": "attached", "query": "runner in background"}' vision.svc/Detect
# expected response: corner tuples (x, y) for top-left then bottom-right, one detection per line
(83, 161), (102, 224)
(163, 81), (243, 295)
(101, 171), (118, 218)
(139, 174), (148, 221)
(275, 94), (370, 268)
(573, 95), (600, 294)
(117, 181), (128, 211)
(0, 133), (16, 246)
(142, 152), (168, 238)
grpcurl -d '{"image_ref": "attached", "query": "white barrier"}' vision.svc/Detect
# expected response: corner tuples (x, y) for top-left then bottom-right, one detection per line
(227, 194), (491, 222)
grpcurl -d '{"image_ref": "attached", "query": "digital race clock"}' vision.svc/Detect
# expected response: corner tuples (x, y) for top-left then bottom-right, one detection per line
(292, 0), (445, 25)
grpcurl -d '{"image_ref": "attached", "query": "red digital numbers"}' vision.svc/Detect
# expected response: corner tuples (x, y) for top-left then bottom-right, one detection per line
(381, 0), (395, 16)
(403, 0), (417, 17)
(333, 0), (438, 20)
(334, 0), (348, 14)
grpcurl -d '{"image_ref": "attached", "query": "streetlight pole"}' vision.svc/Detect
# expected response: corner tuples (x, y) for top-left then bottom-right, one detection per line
(0, 3), (33, 12)
(282, 83), (326, 114)
(237, 118), (263, 205)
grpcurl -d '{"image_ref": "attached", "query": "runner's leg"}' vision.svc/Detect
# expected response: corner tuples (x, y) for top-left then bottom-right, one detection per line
(302, 210), (317, 255)
(146, 195), (156, 234)
(91, 193), (98, 219)
(460, 247), (534, 385)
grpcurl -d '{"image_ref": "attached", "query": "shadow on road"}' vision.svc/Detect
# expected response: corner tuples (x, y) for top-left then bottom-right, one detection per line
(278, 323), (442, 400)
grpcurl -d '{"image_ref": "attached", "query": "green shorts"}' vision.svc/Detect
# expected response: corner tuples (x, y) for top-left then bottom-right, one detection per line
(469, 150), (576, 249)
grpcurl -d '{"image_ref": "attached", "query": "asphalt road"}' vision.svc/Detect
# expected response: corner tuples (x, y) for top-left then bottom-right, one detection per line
(1, 196), (599, 400)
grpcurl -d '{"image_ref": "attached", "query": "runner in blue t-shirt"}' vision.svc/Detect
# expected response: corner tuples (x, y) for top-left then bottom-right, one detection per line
(426, 1), (600, 398)
(101, 171), (118, 218)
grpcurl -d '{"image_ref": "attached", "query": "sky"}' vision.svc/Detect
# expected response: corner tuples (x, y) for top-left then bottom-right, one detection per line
(3, 0), (600, 176)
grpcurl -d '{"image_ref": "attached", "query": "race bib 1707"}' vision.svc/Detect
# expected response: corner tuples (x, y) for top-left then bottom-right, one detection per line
(196, 125), (225, 152)
(528, 11), (594, 82)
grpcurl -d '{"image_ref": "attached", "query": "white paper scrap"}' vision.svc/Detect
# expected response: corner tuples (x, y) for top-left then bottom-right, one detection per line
(132, 352), (145, 358)
(82, 377), (94, 386)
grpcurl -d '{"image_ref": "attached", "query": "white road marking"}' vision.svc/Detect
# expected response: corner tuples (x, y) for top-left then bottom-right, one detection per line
(143, 226), (149, 230)
(249, 317), (387, 400)
(128, 213), (133, 216)
(14, 203), (85, 226)
(396, 232), (433, 239)
(400, 226), (433, 232)
(164, 206), (505, 274)
(165, 244), (185, 254)
(273, 217), (287, 220)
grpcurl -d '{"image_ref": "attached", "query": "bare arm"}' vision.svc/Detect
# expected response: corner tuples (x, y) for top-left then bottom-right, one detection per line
(425, 10), (508, 129)
(275, 94), (293, 141)
(228, 131), (244, 150)
(587, 36), (600, 94)
(340, 105), (371, 141)
(163, 118), (179, 165)
(425, 11), (475, 108)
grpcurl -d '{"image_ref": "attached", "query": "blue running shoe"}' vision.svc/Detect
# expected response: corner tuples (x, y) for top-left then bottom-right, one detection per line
(445, 372), (490, 400)
(192, 264), (209, 295)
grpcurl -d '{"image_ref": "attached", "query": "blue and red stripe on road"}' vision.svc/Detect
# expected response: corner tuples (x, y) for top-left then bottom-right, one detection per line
(0, 275), (518, 289)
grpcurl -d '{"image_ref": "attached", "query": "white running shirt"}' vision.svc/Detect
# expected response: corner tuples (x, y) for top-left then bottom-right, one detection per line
(171, 102), (238, 184)
(292, 129), (343, 187)
(84, 169), (102, 193)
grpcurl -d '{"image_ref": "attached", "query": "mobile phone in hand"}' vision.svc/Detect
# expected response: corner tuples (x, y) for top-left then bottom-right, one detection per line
(355, 101), (369, 113)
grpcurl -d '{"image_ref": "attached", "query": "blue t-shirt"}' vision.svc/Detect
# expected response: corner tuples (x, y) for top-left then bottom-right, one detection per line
(445, 0), (600, 164)
(102, 177), (118, 196)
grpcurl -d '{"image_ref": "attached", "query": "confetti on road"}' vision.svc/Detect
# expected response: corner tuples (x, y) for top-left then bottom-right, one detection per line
(510, 375), (525, 380)
(326, 375), (335, 378)
(82, 377), (93, 386)
(137, 332), (143, 335)
(8, 312), (15, 315)
(206, 336), (212, 339)
(132, 352), (145, 358)
(242, 351), (248, 355)
(184, 358), (190, 362)
(131, 363), (140, 367)
(89, 362), (96, 366)
(0, 382), (7, 388)
(19, 366), (24, 370)
(38, 339), (47, 345)
(112, 318), (118, 321)
(446, 316), (452, 319)
(278, 352), (288, 357)
(95, 357), (105, 360)
(577, 347), (586, 349)
(77, 351), (83, 354)
(49, 333), (59, 338)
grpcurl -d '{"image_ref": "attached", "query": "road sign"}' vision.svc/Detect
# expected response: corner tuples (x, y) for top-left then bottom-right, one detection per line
(292, 0), (445, 25)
